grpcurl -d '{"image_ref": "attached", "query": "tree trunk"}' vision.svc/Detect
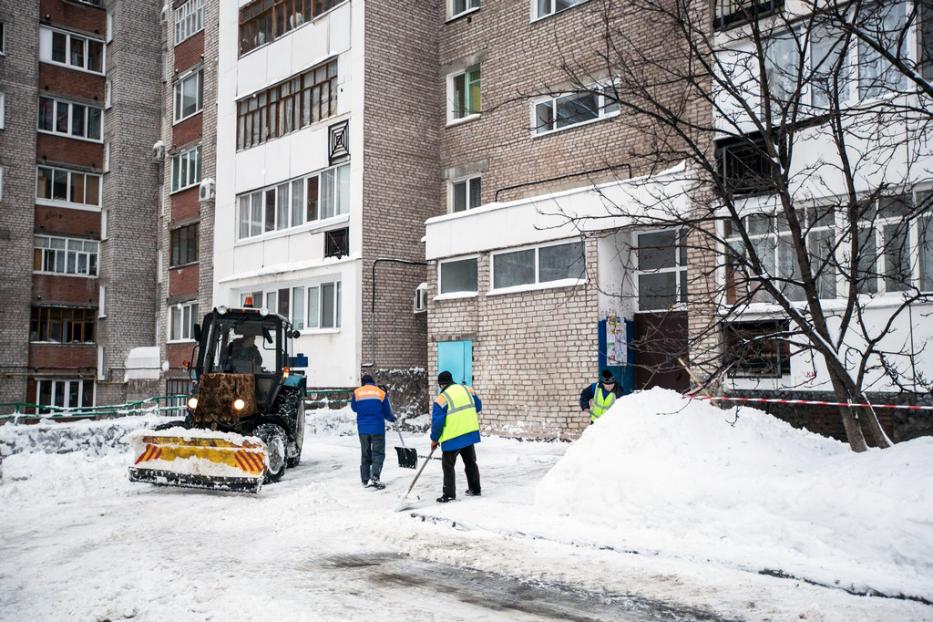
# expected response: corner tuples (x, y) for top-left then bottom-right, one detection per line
(858, 397), (893, 449)
(828, 372), (868, 452)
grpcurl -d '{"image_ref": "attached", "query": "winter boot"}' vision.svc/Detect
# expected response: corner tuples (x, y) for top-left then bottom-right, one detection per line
(370, 477), (386, 490)
(362, 479), (371, 487)
(465, 489), (481, 497)
(436, 495), (455, 503)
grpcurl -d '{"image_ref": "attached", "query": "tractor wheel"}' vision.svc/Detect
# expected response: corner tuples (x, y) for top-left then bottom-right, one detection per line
(153, 419), (187, 431)
(287, 398), (305, 468)
(256, 424), (288, 483)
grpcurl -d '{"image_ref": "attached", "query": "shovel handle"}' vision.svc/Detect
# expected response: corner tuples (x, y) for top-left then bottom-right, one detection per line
(396, 425), (407, 448)
(400, 445), (436, 502)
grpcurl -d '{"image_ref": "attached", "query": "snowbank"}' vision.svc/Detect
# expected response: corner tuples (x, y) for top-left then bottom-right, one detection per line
(0, 414), (176, 458)
(535, 388), (933, 600)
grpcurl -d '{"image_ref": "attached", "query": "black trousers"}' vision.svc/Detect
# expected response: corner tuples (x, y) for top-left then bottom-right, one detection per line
(442, 444), (480, 499)
(359, 434), (386, 484)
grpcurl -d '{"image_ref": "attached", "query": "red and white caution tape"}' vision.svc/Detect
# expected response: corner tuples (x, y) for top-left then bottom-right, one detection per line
(693, 394), (933, 412)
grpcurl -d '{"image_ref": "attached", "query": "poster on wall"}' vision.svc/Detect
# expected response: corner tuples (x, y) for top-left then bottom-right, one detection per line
(606, 314), (627, 366)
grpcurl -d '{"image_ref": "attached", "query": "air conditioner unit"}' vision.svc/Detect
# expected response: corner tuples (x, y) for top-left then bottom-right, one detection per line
(151, 141), (165, 162)
(199, 178), (215, 202)
(160, 3), (169, 23)
(413, 282), (428, 313)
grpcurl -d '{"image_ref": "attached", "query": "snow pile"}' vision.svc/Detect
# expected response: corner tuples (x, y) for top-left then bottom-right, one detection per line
(304, 405), (358, 436)
(535, 388), (933, 600)
(0, 414), (176, 458)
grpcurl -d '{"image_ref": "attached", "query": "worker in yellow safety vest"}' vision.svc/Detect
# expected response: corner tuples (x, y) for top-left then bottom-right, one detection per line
(580, 369), (623, 423)
(430, 370), (482, 503)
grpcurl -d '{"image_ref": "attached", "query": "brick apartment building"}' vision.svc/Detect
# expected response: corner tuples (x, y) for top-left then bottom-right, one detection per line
(0, 0), (162, 410)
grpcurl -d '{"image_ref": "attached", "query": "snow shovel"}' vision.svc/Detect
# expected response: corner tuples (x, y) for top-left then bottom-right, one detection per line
(394, 427), (418, 469)
(396, 445), (437, 512)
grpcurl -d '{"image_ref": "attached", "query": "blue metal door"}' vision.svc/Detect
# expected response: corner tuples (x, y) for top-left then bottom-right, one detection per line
(437, 340), (473, 386)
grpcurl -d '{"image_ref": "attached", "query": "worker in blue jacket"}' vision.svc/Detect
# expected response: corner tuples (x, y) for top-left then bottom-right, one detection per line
(580, 369), (624, 423)
(351, 374), (395, 489)
(430, 370), (482, 503)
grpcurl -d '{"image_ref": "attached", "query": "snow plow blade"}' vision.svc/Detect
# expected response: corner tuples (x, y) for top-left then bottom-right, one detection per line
(127, 429), (267, 494)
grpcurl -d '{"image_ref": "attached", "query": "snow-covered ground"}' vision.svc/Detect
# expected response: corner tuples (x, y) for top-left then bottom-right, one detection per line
(1, 392), (931, 621)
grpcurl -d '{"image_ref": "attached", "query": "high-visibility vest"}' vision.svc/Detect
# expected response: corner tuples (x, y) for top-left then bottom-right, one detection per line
(590, 385), (616, 421)
(438, 384), (480, 444)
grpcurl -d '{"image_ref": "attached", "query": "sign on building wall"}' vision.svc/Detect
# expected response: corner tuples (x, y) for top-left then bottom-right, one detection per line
(606, 314), (627, 366)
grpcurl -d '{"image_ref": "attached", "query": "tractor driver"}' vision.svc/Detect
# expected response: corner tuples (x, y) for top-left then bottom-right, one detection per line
(227, 334), (264, 372)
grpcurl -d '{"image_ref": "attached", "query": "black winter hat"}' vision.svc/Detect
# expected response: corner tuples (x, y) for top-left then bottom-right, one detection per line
(437, 370), (454, 385)
(601, 369), (615, 383)
(361, 374), (375, 384)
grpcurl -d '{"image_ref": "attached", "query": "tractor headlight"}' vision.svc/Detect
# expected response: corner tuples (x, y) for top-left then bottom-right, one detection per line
(233, 398), (245, 411)
(187, 397), (199, 410)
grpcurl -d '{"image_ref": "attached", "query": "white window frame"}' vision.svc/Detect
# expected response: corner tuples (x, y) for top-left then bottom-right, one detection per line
(305, 281), (342, 330)
(447, 65), (481, 125)
(173, 69), (203, 124)
(98, 285), (107, 318)
(37, 96), (104, 142)
(448, 0), (480, 20)
(532, 0), (589, 22)
(175, 0), (204, 45)
(101, 209), (109, 240)
(635, 229), (689, 312)
(437, 255), (480, 297)
(449, 175), (482, 213)
(34, 379), (94, 411)
(530, 80), (619, 136)
(35, 165), (103, 210)
(489, 238), (587, 294)
(106, 13), (113, 43)
(34, 234), (100, 277)
(170, 144), (202, 193)
(39, 26), (106, 75)
(0, 92), (5, 129)
(168, 300), (199, 342)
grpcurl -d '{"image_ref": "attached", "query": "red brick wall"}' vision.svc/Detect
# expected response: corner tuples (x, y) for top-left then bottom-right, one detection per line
(33, 274), (98, 306)
(166, 342), (195, 369)
(29, 344), (97, 370)
(37, 134), (104, 169)
(39, 64), (105, 103)
(171, 187), (200, 223)
(169, 264), (199, 299)
(172, 113), (202, 149)
(40, 0), (106, 35)
(174, 31), (204, 73)
(35, 205), (101, 238)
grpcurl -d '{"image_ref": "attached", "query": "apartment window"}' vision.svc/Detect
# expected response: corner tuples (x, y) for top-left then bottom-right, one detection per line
(175, 0), (204, 45)
(858, 2), (908, 100)
(715, 132), (777, 197)
(324, 227), (349, 258)
(37, 96), (103, 141)
(169, 301), (198, 342)
(173, 70), (203, 123)
(439, 257), (478, 294)
(919, 192), (933, 291)
(40, 27), (105, 74)
(448, 65), (481, 122)
(236, 60), (338, 150)
(31, 307), (95, 344)
(171, 145), (202, 193)
(291, 286), (305, 329)
(33, 235), (99, 277)
(236, 163), (349, 240)
(724, 320), (791, 378)
(637, 230), (688, 311)
(450, 0), (480, 18)
(170, 223), (199, 267)
(855, 195), (913, 295)
(34, 379), (94, 412)
(450, 176), (481, 212)
(534, 0), (588, 20)
(714, 0), (784, 30)
(37, 165), (101, 208)
(533, 83), (618, 134)
(492, 240), (585, 290)
(239, 0), (345, 55)
(307, 281), (341, 329)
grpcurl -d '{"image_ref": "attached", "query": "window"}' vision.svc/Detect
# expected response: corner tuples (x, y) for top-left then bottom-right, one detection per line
(236, 164), (348, 240)
(855, 194), (913, 295)
(448, 65), (481, 122)
(414, 283), (428, 313)
(170, 224), (198, 267)
(715, 132), (777, 197)
(534, 0), (588, 20)
(439, 258), (478, 294)
(236, 60), (338, 150)
(724, 320), (791, 378)
(714, 0), (784, 30)
(37, 96), (103, 141)
(0, 21), (5, 55)
(36, 165), (101, 208)
(173, 70), (203, 123)
(291, 286), (305, 329)
(324, 227), (349, 258)
(33, 379), (94, 412)
(30, 307), (96, 344)
(637, 230), (688, 311)
(171, 145), (202, 193)
(491, 240), (585, 290)
(175, 0), (204, 44)
(239, 0), (345, 55)
(304, 281), (341, 329)
(33, 235), (99, 277)
(166, 379), (195, 398)
(450, 176), (481, 212)
(169, 301), (199, 342)
(858, 2), (908, 99)
(919, 192), (933, 291)
(40, 27), (105, 74)
(533, 83), (618, 134)
(450, 0), (480, 18)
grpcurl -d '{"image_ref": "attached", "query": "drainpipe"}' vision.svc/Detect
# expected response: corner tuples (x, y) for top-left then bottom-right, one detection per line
(361, 257), (428, 370)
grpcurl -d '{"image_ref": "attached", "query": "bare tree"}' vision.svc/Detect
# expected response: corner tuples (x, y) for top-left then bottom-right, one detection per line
(532, 0), (933, 451)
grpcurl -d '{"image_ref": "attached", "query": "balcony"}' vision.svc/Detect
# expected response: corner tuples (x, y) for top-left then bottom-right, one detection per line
(714, 0), (784, 31)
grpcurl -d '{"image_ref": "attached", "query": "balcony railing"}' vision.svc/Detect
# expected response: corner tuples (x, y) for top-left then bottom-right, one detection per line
(714, 0), (784, 31)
